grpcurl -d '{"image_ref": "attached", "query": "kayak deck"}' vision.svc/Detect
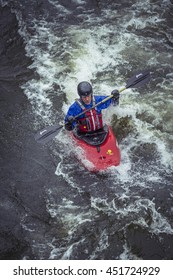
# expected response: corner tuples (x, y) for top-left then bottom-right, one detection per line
(71, 125), (121, 172)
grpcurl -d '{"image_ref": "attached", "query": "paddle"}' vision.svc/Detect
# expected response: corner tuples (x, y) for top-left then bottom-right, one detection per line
(34, 69), (150, 144)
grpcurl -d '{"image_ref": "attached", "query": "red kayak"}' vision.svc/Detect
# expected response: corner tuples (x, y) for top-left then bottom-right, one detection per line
(71, 125), (121, 172)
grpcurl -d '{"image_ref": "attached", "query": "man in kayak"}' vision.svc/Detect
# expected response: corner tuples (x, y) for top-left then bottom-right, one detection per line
(65, 81), (119, 134)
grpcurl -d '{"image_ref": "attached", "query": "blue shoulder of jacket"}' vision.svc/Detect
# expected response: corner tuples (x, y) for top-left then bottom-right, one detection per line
(94, 95), (112, 109)
(94, 95), (108, 102)
(71, 100), (83, 111)
(65, 101), (83, 120)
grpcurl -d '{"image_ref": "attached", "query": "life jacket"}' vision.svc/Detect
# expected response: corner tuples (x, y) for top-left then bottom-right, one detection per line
(76, 97), (103, 133)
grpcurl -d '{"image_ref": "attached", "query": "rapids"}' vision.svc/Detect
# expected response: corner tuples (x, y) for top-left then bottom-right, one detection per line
(0, 0), (173, 259)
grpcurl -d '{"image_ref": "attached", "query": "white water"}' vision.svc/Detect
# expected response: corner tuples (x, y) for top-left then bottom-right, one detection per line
(4, 0), (173, 259)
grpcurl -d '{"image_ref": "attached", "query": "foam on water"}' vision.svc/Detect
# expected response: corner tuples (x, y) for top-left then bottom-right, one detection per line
(53, 8), (173, 254)
(90, 229), (109, 260)
(60, 238), (86, 260)
(5, 0), (173, 259)
(47, 0), (71, 14)
(91, 196), (173, 235)
(119, 243), (141, 260)
(12, 3), (172, 174)
(23, 23), (67, 123)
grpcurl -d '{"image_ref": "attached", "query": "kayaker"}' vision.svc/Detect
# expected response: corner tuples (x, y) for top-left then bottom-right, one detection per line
(65, 81), (119, 134)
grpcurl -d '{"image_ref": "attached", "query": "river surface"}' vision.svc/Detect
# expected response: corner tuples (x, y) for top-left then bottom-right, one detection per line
(0, 0), (173, 260)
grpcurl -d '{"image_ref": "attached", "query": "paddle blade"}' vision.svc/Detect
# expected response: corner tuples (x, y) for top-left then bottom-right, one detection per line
(34, 124), (63, 144)
(126, 70), (151, 89)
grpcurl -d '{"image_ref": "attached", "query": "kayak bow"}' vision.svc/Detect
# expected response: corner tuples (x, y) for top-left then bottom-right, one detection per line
(71, 125), (120, 172)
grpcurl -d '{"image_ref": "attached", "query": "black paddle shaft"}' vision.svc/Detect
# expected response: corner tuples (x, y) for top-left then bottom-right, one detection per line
(34, 70), (151, 144)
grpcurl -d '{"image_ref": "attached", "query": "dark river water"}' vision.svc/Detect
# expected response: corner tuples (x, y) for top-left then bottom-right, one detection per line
(0, 0), (173, 260)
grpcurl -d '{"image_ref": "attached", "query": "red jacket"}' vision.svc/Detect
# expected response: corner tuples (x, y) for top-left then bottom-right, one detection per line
(76, 98), (103, 132)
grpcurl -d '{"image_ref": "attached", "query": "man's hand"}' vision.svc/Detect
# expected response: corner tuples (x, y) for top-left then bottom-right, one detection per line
(111, 89), (120, 105)
(65, 116), (75, 131)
